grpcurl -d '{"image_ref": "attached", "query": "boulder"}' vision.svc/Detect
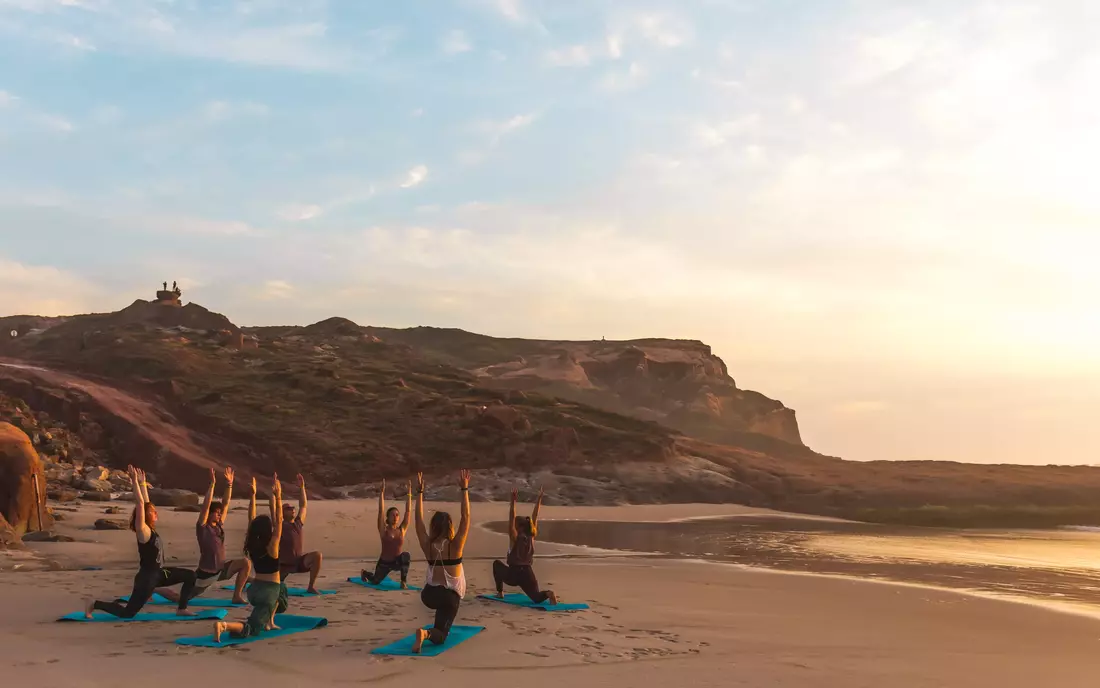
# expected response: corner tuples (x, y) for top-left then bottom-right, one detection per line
(0, 422), (51, 536)
(103, 506), (123, 515)
(48, 488), (80, 503)
(83, 466), (109, 482)
(94, 518), (128, 531)
(174, 505), (202, 513)
(148, 488), (200, 508)
(81, 479), (113, 493)
(478, 405), (530, 433)
(80, 491), (113, 502)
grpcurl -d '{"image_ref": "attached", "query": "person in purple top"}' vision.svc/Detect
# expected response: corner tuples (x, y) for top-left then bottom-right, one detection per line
(279, 473), (324, 594)
(493, 486), (558, 605)
(156, 467), (253, 606)
(361, 478), (412, 588)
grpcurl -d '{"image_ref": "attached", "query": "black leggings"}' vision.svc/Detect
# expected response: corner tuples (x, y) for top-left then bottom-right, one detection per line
(420, 585), (461, 644)
(364, 552), (411, 584)
(94, 567), (197, 617)
(493, 560), (550, 604)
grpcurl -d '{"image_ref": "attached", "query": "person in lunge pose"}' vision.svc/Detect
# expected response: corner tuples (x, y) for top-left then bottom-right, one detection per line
(84, 465), (198, 618)
(410, 470), (471, 653)
(493, 486), (558, 605)
(278, 473), (324, 594)
(213, 475), (288, 642)
(155, 467), (253, 606)
(361, 479), (412, 588)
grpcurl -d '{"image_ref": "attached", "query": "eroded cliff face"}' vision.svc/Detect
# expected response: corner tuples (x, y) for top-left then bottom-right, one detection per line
(361, 328), (805, 448)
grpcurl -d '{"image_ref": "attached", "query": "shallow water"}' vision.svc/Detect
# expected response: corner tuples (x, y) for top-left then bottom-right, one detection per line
(496, 516), (1100, 615)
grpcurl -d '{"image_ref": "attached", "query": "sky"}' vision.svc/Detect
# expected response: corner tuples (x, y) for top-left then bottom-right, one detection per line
(1, 0), (1099, 466)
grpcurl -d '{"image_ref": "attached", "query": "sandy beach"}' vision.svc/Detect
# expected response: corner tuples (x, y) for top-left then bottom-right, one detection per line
(2, 499), (1097, 687)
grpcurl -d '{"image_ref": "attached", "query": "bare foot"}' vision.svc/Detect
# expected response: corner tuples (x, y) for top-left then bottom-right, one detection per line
(411, 629), (428, 654)
(176, 609), (197, 617)
(83, 599), (95, 620)
(400, 581), (409, 590)
(306, 587), (320, 595)
(547, 591), (558, 606)
(495, 591), (504, 599)
(231, 596), (247, 605)
(360, 570), (368, 582)
(213, 621), (225, 643)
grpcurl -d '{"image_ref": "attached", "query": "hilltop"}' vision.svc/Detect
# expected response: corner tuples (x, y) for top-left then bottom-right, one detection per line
(5, 295), (1100, 525)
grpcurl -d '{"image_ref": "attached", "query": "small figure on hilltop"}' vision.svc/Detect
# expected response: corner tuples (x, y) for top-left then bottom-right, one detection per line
(162, 281), (167, 291)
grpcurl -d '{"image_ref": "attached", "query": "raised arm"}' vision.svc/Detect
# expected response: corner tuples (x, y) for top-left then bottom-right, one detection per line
(413, 473), (428, 554)
(130, 466), (152, 544)
(531, 486), (544, 535)
(198, 468), (216, 527)
(508, 487), (518, 545)
(267, 475), (283, 559)
(454, 469), (471, 555)
(377, 479), (387, 535)
(400, 480), (411, 533)
(221, 467), (234, 523)
(248, 476), (257, 523)
(296, 473), (308, 524)
(138, 469), (152, 503)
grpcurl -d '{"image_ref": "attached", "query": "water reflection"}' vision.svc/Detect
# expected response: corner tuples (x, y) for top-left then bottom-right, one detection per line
(487, 517), (1100, 612)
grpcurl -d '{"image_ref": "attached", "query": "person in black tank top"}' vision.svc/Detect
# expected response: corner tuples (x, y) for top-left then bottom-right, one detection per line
(493, 486), (558, 606)
(84, 466), (198, 619)
(214, 475), (289, 643)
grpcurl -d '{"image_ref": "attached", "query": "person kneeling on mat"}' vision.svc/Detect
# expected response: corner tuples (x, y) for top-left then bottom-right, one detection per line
(156, 467), (252, 607)
(362, 478), (412, 588)
(493, 486), (558, 606)
(278, 473), (324, 594)
(84, 466), (198, 618)
(214, 475), (289, 642)
(410, 470), (471, 653)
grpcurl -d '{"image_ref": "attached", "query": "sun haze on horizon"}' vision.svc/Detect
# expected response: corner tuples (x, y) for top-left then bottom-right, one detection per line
(1, 1), (1098, 466)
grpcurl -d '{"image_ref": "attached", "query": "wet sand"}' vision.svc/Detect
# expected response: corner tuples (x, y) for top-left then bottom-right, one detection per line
(2, 500), (1098, 687)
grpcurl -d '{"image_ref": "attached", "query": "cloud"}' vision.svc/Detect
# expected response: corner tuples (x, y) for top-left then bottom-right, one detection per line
(276, 204), (323, 222)
(399, 165), (428, 189)
(37, 114), (74, 132)
(0, 90), (19, 107)
(258, 279), (294, 300)
(606, 33), (623, 59)
(410, 107), (424, 117)
(545, 45), (591, 67)
(600, 61), (647, 92)
(494, 0), (522, 22)
(635, 13), (692, 48)
(201, 100), (269, 122)
(693, 114), (761, 147)
(482, 112), (536, 145)
(441, 29), (471, 55)
(0, 256), (98, 317)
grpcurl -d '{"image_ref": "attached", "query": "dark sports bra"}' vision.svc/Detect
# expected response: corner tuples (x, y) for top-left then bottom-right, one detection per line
(251, 550), (280, 574)
(137, 530), (164, 570)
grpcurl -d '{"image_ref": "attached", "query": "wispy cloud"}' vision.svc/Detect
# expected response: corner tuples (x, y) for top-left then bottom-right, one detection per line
(399, 165), (428, 189)
(600, 61), (647, 92)
(0, 90), (19, 107)
(482, 112), (536, 145)
(635, 13), (692, 48)
(545, 45), (591, 67)
(441, 29), (471, 55)
(201, 100), (269, 123)
(258, 279), (295, 300)
(276, 204), (323, 222)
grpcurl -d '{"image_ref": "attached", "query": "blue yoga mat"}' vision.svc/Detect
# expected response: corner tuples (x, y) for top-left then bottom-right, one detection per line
(371, 625), (484, 657)
(123, 593), (247, 608)
(222, 584), (336, 597)
(58, 609), (228, 622)
(175, 614), (328, 647)
(346, 576), (421, 592)
(477, 593), (590, 611)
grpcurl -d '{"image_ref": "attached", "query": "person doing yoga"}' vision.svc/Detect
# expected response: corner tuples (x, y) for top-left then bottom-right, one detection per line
(410, 469), (471, 654)
(84, 465), (198, 618)
(493, 486), (558, 605)
(361, 478), (412, 588)
(154, 467), (253, 607)
(213, 475), (289, 642)
(278, 473), (324, 594)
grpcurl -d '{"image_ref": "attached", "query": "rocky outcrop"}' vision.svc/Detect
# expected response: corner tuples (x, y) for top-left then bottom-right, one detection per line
(0, 422), (50, 535)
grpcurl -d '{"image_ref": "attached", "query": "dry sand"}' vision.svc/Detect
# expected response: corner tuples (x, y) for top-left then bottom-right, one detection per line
(1, 499), (1097, 687)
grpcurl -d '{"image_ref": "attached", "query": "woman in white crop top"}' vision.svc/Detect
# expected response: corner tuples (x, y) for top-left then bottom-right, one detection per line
(410, 469), (471, 653)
